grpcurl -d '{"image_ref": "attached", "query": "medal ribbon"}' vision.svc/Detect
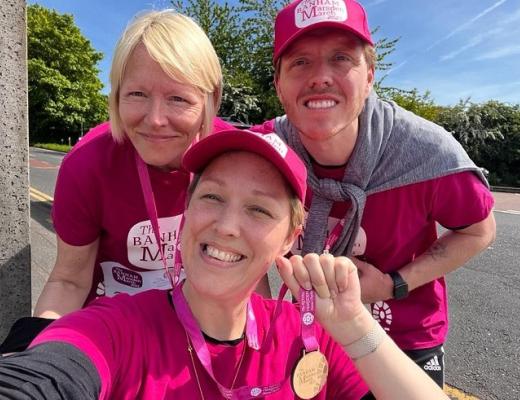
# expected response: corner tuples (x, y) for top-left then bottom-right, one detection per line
(299, 288), (319, 352)
(323, 218), (345, 254)
(172, 284), (286, 399)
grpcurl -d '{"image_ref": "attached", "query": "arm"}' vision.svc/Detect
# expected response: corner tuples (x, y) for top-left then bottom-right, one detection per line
(0, 342), (100, 399)
(276, 253), (448, 400)
(33, 235), (99, 318)
(355, 212), (496, 303)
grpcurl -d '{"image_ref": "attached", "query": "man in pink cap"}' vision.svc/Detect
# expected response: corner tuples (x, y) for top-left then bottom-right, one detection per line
(252, 0), (496, 388)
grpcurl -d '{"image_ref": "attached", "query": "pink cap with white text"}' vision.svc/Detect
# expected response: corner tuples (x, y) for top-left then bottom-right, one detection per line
(274, 0), (373, 62)
(182, 129), (308, 202)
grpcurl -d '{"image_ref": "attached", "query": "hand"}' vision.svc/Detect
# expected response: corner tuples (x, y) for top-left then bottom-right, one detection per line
(276, 253), (370, 345)
(351, 257), (393, 304)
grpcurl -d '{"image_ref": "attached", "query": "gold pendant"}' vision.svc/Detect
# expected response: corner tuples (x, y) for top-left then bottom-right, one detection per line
(291, 350), (328, 399)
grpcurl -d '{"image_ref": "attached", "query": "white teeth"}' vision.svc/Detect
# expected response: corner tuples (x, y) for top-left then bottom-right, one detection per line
(306, 99), (336, 109)
(205, 245), (242, 263)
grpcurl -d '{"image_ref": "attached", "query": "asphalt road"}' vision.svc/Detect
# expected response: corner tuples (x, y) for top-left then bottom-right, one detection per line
(29, 147), (520, 399)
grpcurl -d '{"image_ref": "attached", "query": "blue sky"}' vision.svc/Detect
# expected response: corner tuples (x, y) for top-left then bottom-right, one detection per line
(28, 0), (520, 106)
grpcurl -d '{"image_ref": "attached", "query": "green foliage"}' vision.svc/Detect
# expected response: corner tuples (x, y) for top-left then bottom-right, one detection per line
(27, 4), (108, 143)
(33, 143), (72, 153)
(381, 88), (441, 122)
(437, 100), (520, 186)
(172, 0), (401, 123)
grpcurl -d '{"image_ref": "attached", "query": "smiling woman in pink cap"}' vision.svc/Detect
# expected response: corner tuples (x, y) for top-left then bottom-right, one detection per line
(0, 129), (447, 399)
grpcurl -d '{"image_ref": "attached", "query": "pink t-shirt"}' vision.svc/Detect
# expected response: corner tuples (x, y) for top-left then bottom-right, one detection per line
(251, 120), (494, 350)
(32, 290), (369, 400)
(52, 119), (233, 304)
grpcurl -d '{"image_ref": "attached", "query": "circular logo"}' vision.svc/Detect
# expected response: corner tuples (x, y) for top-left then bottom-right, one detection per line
(302, 312), (314, 326)
(250, 387), (262, 397)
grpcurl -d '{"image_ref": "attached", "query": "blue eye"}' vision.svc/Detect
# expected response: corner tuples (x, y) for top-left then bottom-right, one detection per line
(129, 91), (145, 97)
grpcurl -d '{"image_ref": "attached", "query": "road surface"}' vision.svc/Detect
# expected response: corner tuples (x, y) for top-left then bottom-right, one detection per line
(28, 147), (520, 399)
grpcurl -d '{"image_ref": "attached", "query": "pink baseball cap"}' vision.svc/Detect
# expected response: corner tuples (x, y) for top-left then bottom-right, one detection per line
(182, 129), (307, 202)
(274, 0), (373, 62)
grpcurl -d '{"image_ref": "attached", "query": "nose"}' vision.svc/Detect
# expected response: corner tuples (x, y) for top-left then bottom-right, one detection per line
(213, 206), (241, 238)
(308, 60), (333, 89)
(145, 98), (168, 128)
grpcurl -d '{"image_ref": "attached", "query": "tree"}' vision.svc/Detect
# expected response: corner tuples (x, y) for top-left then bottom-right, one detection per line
(437, 100), (520, 186)
(381, 88), (441, 122)
(172, 0), (401, 123)
(27, 4), (108, 143)
(171, 0), (261, 123)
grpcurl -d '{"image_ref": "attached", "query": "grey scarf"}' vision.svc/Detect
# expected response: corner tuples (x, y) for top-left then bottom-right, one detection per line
(274, 91), (488, 256)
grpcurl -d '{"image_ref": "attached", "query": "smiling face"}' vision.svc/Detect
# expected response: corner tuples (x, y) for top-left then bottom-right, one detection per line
(180, 151), (299, 302)
(275, 28), (374, 148)
(118, 44), (205, 170)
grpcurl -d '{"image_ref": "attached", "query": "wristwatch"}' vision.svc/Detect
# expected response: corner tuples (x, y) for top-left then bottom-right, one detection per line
(389, 271), (408, 300)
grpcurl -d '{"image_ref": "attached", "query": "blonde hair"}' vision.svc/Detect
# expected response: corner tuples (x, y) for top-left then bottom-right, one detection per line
(108, 10), (223, 142)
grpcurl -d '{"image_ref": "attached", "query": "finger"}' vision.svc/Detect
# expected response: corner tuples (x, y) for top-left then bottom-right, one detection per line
(350, 257), (366, 276)
(319, 253), (339, 298)
(275, 256), (304, 298)
(290, 255), (312, 291)
(335, 257), (357, 293)
(303, 253), (331, 299)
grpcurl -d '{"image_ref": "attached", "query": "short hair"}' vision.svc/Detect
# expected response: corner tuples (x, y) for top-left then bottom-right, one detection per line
(108, 10), (223, 142)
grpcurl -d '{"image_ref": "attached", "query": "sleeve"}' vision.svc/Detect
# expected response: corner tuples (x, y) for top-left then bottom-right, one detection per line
(0, 342), (100, 400)
(430, 171), (495, 230)
(320, 332), (369, 400)
(29, 296), (134, 399)
(51, 149), (102, 246)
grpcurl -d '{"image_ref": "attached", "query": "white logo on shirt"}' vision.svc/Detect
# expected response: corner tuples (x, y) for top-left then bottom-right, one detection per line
(372, 301), (392, 331)
(127, 215), (182, 270)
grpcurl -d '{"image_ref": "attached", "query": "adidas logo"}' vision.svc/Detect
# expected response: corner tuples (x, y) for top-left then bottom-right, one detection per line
(424, 355), (442, 371)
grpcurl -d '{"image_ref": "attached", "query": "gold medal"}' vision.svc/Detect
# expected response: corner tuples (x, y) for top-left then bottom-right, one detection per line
(292, 350), (329, 399)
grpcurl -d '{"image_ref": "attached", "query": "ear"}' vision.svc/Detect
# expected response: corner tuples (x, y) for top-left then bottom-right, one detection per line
(366, 65), (375, 93)
(280, 225), (302, 256)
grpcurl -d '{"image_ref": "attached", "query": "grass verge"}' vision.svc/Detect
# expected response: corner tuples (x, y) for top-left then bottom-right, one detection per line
(33, 143), (72, 153)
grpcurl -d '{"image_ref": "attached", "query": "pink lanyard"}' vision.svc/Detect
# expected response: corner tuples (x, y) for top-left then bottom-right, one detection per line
(135, 151), (321, 398)
(323, 218), (345, 253)
(135, 151), (183, 288)
(172, 284), (286, 399)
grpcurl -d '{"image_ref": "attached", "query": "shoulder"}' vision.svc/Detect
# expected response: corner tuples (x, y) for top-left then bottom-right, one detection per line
(62, 122), (131, 171)
(249, 119), (276, 134)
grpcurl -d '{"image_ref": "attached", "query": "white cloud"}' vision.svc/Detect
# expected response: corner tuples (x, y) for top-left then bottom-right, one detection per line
(427, 0), (508, 50)
(476, 45), (520, 60)
(440, 27), (504, 61)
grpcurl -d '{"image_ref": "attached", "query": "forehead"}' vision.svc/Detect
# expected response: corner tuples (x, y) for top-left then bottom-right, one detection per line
(283, 27), (363, 58)
(199, 151), (290, 193)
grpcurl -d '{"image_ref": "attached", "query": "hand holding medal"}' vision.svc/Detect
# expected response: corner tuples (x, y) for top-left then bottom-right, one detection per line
(275, 253), (374, 358)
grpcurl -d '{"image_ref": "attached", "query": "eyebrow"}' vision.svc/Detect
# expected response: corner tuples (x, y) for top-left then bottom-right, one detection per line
(200, 176), (285, 201)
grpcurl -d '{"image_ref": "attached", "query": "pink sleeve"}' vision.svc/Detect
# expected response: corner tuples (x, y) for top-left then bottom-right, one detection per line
(30, 296), (132, 399)
(431, 171), (494, 229)
(51, 150), (102, 246)
(249, 119), (276, 134)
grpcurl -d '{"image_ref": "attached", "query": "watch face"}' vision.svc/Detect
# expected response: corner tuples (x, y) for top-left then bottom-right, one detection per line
(394, 283), (408, 299)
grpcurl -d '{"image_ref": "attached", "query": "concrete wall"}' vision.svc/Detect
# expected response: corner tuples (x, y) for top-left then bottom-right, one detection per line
(0, 0), (31, 340)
